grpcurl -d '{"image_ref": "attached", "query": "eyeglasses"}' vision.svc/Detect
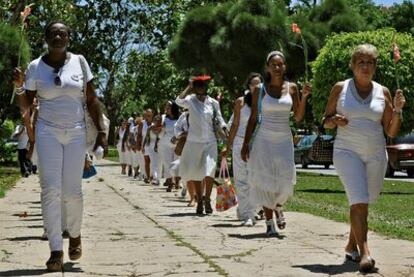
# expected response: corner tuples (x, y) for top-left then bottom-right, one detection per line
(53, 68), (62, 87)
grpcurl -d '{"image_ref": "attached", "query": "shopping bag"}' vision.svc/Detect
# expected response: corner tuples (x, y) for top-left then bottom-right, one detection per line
(215, 158), (238, 212)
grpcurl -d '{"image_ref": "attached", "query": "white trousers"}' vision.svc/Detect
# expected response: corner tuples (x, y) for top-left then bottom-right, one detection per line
(158, 142), (176, 179)
(36, 122), (86, 251)
(232, 137), (255, 221)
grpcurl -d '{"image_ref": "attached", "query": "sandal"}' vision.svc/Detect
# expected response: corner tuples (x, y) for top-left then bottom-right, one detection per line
(274, 206), (286, 230)
(68, 236), (82, 261)
(187, 199), (196, 207)
(46, 251), (63, 272)
(204, 197), (213, 214)
(345, 250), (361, 262)
(359, 256), (376, 273)
(265, 219), (278, 237)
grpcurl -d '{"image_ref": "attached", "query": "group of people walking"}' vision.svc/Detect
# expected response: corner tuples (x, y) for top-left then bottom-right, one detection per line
(12, 19), (406, 274)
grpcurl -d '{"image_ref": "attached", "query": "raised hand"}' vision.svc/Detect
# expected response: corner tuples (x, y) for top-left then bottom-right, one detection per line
(13, 67), (24, 88)
(393, 89), (405, 112)
(301, 83), (312, 99)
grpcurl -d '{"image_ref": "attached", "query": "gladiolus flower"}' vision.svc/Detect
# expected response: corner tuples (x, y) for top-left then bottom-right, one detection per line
(393, 43), (400, 64)
(291, 23), (301, 34)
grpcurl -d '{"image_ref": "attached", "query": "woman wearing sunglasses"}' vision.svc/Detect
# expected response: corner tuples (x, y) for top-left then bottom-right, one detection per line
(13, 21), (107, 271)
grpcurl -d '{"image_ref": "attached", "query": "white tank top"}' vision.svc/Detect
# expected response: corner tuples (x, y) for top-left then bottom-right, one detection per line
(236, 104), (251, 138)
(256, 83), (292, 141)
(335, 79), (386, 153)
(160, 115), (177, 144)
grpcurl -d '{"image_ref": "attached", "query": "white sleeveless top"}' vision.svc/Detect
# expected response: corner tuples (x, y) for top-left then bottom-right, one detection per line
(256, 84), (292, 141)
(235, 104), (251, 138)
(335, 79), (386, 153)
(160, 115), (177, 144)
(117, 128), (126, 147)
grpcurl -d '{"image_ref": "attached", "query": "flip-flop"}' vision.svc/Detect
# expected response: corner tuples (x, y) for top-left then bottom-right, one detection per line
(359, 256), (376, 273)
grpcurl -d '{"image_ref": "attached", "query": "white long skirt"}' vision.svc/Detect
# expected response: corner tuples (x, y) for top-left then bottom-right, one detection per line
(158, 141), (176, 179)
(233, 137), (256, 221)
(179, 140), (217, 181)
(248, 133), (296, 209)
(117, 144), (127, 164)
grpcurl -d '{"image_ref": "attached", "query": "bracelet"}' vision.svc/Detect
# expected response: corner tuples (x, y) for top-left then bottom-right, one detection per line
(14, 86), (25, 95)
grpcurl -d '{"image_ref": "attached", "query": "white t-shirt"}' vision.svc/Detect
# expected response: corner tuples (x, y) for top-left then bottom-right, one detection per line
(24, 53), (94, 128)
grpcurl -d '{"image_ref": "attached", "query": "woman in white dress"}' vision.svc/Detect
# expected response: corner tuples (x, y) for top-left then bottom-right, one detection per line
(241, 51), (311, 236)
(158, 101), (181, 191)
(142, 109), (153, 183)
(144, 114), (162, 185)
(176, 75), (227, 215)
(222, 73), (262, 226)
(323, 44), (405, 273)
(116, 119), (128, 175)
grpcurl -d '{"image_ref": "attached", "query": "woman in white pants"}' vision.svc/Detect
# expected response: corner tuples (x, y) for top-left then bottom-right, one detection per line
(241, 51), (311, 236)
(222, 73), (262, 226)
(176, 75), (227, 215)
(116, 119), (127, 174)
(159, 101), (180, 191)
(14, 21), (107, 271)
(323, 44), (405, 273)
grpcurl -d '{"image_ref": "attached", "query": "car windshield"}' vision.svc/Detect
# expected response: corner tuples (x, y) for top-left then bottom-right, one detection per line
(394, 133), (414, 144)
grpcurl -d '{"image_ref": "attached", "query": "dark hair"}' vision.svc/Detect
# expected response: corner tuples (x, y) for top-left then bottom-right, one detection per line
(245, 72), (263, 90)
(45, 21), (71, 38)
(169, 101), (181, 120)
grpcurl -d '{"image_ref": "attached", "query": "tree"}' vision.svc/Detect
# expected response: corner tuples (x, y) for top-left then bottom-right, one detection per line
(169, 0), (290, 94)
(389, 0), (414, 36)
(312, 28), (414, 134)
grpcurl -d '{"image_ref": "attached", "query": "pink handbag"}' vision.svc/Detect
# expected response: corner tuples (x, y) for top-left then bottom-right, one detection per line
(215, 158), (238, 212)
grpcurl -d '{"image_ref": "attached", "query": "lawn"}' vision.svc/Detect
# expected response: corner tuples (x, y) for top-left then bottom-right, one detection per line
(0, 167), (20, 198)
(105, 146), (119, 162)
(287, 172), (414, 241)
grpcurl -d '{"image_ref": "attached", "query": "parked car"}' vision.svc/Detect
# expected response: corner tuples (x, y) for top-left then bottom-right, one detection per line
(386, 133), (414, 177)
(294, 135), (334, 169)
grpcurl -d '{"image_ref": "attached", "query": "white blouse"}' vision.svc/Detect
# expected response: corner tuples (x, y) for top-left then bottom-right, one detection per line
(175, 95), (226, 143)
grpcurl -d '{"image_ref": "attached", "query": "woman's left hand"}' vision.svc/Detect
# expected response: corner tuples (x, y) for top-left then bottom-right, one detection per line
(94, 133), (108, 157)
(301, 83), (312, 99)
(393, 89), (405, 112)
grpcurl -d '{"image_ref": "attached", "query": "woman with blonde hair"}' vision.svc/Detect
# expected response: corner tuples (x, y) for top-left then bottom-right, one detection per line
(323, 44), (405, 273)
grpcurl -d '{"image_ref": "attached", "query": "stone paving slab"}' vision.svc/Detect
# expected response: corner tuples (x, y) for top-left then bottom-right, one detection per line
(1, 159), (414, 276)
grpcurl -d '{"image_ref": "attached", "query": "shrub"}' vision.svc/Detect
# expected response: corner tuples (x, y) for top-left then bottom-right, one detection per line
(312, 28), (414, 134)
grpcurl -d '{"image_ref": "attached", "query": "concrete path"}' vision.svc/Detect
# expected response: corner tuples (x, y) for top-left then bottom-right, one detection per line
(1, 160), (414, 276)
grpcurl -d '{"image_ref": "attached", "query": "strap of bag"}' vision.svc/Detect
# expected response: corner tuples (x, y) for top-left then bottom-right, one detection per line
(219, 157), (230, 181)
(257, 84), (264, 125)
(78, 55), (88, 104)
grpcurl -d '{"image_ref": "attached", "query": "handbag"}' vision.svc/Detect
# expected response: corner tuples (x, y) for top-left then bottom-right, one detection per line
(83, 154), (97, 179)
(79, 55), (109, 151)
(215, 158), (238, 212)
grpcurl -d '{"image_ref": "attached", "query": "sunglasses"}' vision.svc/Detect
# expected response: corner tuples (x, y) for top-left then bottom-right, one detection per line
(53, 68), (62, 87)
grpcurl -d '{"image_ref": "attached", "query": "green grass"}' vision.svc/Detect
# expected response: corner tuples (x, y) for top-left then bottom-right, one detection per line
(105, 145), (119, 162)
(286, 172), (414, 241)
(0, 167), (20, 198)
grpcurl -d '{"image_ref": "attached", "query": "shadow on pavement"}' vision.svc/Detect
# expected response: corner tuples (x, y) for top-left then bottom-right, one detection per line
(163, 212), (204, 217)
(0, 263), (83, 276)
(12, 213), (42, 217)
(229, 233), (285, 240)
(6, 236), (43, 241)
(292, 261), (368, 275)
(297, 188), (414, 195)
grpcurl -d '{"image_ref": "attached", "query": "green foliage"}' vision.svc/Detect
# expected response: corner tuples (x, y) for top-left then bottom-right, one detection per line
(0, 120), (15, 139)
(0, 167), (20, 198)
(389, 0), (414, 36)
(0, 22), (30, 124)
(170, 0), (290, 93)
(312, 28), (414, 134)
(346, 0), (390, 30)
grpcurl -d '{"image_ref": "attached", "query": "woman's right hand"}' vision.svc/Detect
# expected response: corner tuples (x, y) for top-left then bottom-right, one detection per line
(13, 67), (24, 87)
(241, 143), (249, 162)
(332, 114), (348, 127)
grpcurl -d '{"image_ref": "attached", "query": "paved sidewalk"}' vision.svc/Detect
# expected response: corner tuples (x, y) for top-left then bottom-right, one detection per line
(1, 160), (414, 276)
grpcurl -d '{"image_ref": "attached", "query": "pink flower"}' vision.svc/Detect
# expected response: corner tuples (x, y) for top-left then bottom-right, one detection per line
(393, 43), (401, 64)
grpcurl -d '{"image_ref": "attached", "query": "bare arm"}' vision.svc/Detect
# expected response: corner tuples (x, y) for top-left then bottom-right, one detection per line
(85, 81), (107, 152)
(222, 97), (243, 157)
(323, 82), (347, 129)
(291, 83), (311, 122)
(241, 86), (260, 161)
(382, 87), (404, 138)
